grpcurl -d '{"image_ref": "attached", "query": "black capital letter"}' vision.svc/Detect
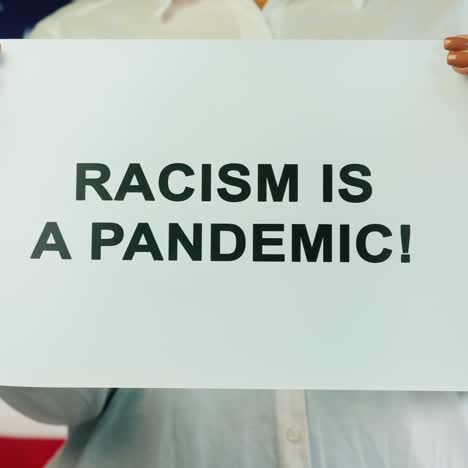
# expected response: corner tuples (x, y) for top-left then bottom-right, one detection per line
(123, 223), (163, 261)
(292, 224), (332, 262)
(169, 223), (202, 261)
(211, 224), (246, 261)
(253, 224), (285, 262)
(31, 222), (72, 259)
(258, 164), (298, 202)
(356, 224), (392, 263)
(217, 164), (251, 203)
(339, 164), (372, 203)
(76, 163), (112, 201)
(159, 164), (195, 202)
(92, 223), (124, 260)
(115, 164), (155, 201)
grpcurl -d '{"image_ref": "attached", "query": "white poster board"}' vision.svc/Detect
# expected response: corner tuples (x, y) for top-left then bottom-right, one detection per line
(0, 40), (467, 389)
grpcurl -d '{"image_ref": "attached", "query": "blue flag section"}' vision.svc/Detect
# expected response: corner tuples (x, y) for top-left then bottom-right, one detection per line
(0, 0), (69, 38)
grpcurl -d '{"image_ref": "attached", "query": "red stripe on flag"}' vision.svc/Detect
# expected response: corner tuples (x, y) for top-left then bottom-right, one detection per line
(0, 437), (64, 468)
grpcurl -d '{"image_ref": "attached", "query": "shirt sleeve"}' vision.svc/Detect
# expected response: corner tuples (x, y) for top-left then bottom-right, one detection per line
(0, 387), (114, 426)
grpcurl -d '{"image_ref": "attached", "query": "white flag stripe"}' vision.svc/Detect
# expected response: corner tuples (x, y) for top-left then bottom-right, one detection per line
(0, 400), (66, 438)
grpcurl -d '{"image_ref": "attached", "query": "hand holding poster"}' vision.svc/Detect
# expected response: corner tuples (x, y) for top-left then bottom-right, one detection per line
(0, 40), (467, 389)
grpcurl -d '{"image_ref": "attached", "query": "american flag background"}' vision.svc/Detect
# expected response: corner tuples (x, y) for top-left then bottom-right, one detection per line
(0, 0), (70, 38)
(0, 1), (69, 465)
(0, 399), (66, 467)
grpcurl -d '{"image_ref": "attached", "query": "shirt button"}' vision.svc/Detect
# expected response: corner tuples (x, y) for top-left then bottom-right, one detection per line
(285, 426), (303, 444)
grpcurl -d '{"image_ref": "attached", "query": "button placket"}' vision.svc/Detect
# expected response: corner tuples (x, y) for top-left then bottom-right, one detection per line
(275, 390), (312, 468)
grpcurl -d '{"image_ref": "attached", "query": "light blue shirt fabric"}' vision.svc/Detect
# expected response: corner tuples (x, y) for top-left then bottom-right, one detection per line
(2, 388), (468, 468)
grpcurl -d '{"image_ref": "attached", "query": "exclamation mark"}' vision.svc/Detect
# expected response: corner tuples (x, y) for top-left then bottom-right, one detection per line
(400, 225), (411, 263)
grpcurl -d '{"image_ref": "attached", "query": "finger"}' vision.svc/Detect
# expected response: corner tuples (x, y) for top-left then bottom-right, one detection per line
(447, 51), (468, 74)
(444, 36), (468, 51)
(445, 35), (468, 74)
(447, 50), (468, 68)
(452, 65), (468, 75)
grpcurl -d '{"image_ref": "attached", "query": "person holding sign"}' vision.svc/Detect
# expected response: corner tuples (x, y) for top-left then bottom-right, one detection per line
(1, 1), (468, 468)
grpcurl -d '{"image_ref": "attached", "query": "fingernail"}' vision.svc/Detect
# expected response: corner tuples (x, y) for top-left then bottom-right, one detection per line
(447, 52), (468, 68)
(444, 37), (468, 51)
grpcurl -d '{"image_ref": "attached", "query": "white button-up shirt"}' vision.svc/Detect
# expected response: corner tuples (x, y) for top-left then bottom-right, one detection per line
(1, 388), (468, 468)
(29, 0), (467, 39)
(16, 1), (468, 468)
